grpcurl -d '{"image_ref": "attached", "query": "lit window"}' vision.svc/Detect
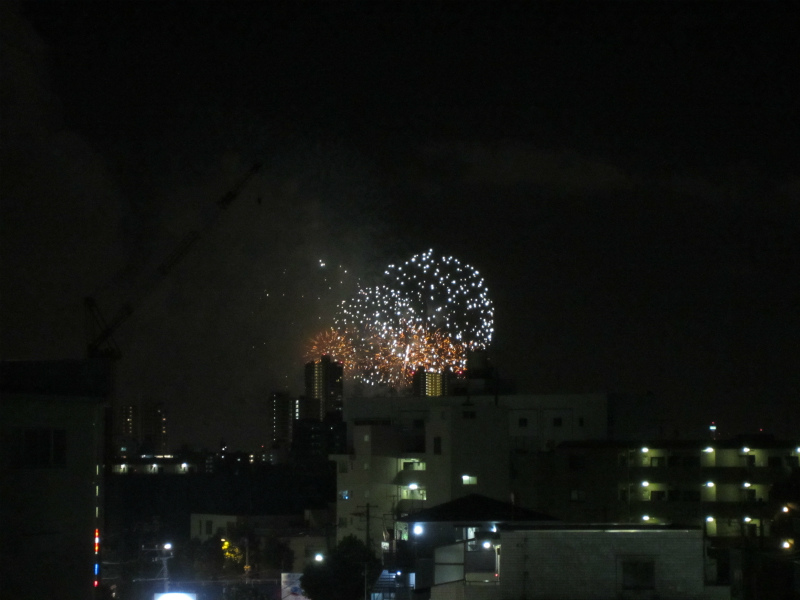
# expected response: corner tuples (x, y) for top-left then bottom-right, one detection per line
(339, 490), (350, 500)
(462, 475), (477, 485)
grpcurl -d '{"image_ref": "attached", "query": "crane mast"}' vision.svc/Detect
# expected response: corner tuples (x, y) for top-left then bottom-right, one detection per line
(85, 162), (262, 358)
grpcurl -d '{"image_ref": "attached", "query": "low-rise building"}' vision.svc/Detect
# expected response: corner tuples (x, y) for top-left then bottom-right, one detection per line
(512, 435), (800, 548)
(332, 393), (609, 553)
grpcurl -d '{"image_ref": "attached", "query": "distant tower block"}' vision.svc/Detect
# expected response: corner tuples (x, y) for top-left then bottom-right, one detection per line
(304, 355), (344, 419)
(412, 367), (452, 397)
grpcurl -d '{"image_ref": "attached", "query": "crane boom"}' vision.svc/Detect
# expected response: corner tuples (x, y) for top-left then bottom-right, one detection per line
(86, 162), (262, 358)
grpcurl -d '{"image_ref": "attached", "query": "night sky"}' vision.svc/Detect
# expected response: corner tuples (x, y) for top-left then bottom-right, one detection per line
(2, 2), (798, 449)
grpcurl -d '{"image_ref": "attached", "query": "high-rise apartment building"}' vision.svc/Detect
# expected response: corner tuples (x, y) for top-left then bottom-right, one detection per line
(411, 367), (453, 397)
(267, 392), (321, 464)
(113, 401), (168, 456)
(304, 355), (344, 419)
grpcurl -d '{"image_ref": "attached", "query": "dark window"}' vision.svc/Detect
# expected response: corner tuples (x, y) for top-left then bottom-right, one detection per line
(570, 489), (586, 502)
(743, 489), (756, 502)
(650, 490), (667, 501)
(462, 410), (476, 419)
(578, 417), (584, 426)
(618, 488), (629, 501)
(553, 417), (562, 427)
(621, 560), (655, 590)
(743, 455), (756, 467)
(10, 428), (67, 468)
(668, 455), (680, 467)
(682, 456), (700, 467)
(518, 417), (528, 428)
(768, 456), (782, 467)
(205, 520), (213, 535)
(568, 454), (586, 469)
(683, 489), (701, 502)
(413, 419), (424, 429)
(650, 456), (665, 467)
(433, 436), (442, 455)
(786, 456), (799, 467)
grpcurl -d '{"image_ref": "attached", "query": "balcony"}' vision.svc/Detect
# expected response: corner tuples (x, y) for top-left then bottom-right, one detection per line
(396, 498), (427, 516)
(394, 468), (427, 486)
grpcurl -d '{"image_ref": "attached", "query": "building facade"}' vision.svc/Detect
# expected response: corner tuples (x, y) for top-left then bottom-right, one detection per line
(304, 355), (344, 420)
(0, 359), (112, 600)
(512, 436), (800, 549)
(331, 393), (609, 553)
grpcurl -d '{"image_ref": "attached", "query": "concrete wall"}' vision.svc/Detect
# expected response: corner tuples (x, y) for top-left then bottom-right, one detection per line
(501, 528), (705, 600)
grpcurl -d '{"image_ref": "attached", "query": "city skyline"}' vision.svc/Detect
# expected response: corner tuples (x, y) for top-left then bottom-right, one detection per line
(1, 2), (798, 449)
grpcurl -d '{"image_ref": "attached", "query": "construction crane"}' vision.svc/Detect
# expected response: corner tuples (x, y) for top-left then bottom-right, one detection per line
(85, 162), (262, 359)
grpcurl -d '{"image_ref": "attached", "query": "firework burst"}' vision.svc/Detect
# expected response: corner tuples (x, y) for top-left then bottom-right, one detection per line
(305, 327), (357, 374)
(310, 250), (493, 388)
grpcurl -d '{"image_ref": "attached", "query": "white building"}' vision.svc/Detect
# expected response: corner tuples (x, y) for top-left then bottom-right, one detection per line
(428, 524), (727, 600)
(332, 394), (609, 553)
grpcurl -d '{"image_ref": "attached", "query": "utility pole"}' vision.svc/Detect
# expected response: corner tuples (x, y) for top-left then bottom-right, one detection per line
(365, 503), (371, 551)
(354, 503), (374, 552)
(354, 503), (374, 600)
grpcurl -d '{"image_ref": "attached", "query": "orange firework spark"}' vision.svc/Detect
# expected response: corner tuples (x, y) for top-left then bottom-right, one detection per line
(305, 328), (356, 373)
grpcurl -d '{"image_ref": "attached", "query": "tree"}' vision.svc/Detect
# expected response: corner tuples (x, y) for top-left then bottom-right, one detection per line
(300, 535), (382, 600)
